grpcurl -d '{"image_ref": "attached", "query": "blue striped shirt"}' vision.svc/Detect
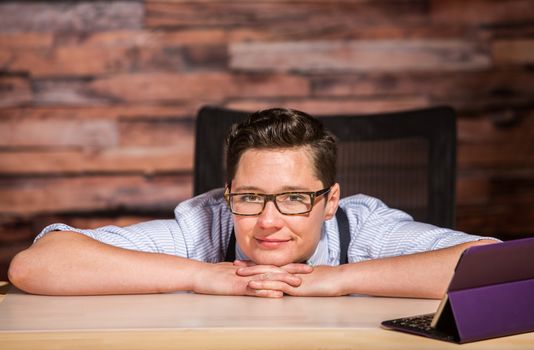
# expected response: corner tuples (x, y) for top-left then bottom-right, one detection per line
(36, 189), (495, 265)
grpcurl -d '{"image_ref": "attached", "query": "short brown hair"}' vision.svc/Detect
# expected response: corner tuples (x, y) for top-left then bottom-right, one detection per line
(225, 108), (337, 187)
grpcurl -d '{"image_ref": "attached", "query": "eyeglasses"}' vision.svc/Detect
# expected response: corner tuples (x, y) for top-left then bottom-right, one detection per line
(224, 187), (331, 216)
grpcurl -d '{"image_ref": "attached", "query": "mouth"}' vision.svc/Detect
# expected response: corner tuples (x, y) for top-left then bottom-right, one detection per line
(254, 237), (291, 249)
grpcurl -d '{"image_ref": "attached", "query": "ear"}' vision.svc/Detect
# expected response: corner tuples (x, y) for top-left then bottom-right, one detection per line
(323, 183), (340, 220)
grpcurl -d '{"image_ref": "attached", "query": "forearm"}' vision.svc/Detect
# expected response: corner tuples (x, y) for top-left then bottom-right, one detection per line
(338, 240), (497, 299)
(8, 231), (203, 295)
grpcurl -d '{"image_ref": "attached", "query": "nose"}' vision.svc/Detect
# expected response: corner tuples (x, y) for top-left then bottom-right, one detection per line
(256, 200), (283, 230)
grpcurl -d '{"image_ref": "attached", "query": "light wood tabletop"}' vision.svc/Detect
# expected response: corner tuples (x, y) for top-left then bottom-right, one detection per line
(0, 282), (533, 350)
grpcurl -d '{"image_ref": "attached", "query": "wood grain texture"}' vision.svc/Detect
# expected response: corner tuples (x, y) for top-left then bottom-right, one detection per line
(225, 96), (430, 115)
(0, 175), (192, 215)
(0, 77), (32, 108)
(230, 40), (491, 72)
(1, 329), (533, 350)
(0, 2), (143, 32)
(0, 292), (532, 349)
(492, 40), (534, 64)
(87, 73), (309, 102)
(430, 0), (534, 26)
(145, 1), (427, 28)
(0, 0), (533, 276)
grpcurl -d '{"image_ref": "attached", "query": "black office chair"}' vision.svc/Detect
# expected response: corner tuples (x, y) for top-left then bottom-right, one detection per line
(194, 105), (456, 228)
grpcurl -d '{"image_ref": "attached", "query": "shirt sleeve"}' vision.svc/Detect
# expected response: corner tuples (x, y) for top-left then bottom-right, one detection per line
(33, 188), (232, 261)
(35, 219), (185, 256)
(341, 194), (500, 262)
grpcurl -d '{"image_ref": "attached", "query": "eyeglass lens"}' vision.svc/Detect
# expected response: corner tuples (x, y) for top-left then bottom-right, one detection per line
(230, 193), (312, 215)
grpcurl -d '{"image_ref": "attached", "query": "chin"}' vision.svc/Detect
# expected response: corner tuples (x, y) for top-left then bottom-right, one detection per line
(250, 253), (295, 267)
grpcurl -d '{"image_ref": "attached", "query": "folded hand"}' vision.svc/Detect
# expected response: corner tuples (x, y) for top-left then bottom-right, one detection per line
(192, 261), (311, 298)
(236, 261), (344, 297)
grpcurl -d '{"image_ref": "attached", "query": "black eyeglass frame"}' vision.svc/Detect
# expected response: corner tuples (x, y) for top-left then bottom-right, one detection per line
(224, 187), (332, 216)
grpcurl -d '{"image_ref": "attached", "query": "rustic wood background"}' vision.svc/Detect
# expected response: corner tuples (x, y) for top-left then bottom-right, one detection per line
(1, 0), (533, 280)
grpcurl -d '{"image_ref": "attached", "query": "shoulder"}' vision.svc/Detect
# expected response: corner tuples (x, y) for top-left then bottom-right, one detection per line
(339, 193), (388, 211)
(336, 194), (415, 261)
(173, 188), (234, 262)
(338, 193), (413, 228)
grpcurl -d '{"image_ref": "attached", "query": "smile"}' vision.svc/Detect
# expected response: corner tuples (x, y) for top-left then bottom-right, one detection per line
(255, 237), (291, 248)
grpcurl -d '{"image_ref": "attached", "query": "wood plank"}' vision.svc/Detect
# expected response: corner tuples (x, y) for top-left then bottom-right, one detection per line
(0, 118), (117, 148)
(35, 29), (268, 47)
(87, 73), (310, 102)
(0, 216), (36, 243)
(457, 110), (534, 169)
(0, 2), (143, 32)
(0, 105), (196, 120)
(481, 24), (534, 41)
(118, 119), (194, 147)
(1, 43), (225, 78)
(0, 77), (32, 108)
(457, 204), (534, 239)
(225, 96), (429, 115)
(3, 46), (136, 77)
(456, 174), (534, 207)
(432, 96), (534, 114)
(0, 31), (231, 77)
(230, 40), (491, 72)
(0, 175), (192, 216)
(492, 39), (534, 65)
(30, 81), (239, 107)
(81, 29), (236, 46)
(145, 1), (426, 28)
(457, 111), (534, 143)
(458, 143), (534, 169)
(431, 0), (534, 26)
(0, 148), (193, 175)
(32, 79), (112, 105)
(456, 174), (534, 238)
(0, 32), (53, 48)
(311, 70), (534, 100)
(49, 25), (481, 47)
(0, 213), (165, 241)
(456, 176), (491, 206)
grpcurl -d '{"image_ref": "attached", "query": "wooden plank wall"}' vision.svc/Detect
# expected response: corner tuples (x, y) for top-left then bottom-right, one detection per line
(0, 0), (533, 279)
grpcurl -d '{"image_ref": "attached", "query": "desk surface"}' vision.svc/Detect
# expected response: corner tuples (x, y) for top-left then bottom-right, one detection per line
(1, 282), (533, 350)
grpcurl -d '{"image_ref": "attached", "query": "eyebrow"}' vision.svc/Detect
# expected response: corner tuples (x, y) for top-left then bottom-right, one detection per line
(232, 185), (312, 193)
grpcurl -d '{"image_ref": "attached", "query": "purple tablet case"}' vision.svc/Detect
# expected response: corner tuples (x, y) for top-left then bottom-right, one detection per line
(382, 237), (534, 343)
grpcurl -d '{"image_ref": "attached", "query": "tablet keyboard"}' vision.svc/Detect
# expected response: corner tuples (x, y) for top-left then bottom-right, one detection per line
(382, 313), (457, 342)
(388, 313), (434, 330)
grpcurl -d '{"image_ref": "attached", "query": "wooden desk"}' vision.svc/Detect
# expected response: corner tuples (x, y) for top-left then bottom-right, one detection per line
(1, 282), (533, 350)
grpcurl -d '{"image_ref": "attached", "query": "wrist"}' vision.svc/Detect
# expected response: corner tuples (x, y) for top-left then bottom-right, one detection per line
(189, 260), (209, 293)
(336, 263), (354, 296)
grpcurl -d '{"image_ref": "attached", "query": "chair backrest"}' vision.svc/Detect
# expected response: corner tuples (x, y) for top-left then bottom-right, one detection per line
(194, 105), (456, 228)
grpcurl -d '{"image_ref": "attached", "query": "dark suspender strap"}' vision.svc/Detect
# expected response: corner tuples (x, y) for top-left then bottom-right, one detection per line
(336, 207), (350, 265)
(225, 229), (236, 262)
(224, 207), (351, 264)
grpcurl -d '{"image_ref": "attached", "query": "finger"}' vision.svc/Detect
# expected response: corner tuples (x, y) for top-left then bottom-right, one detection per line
(250, 272), (302, 287)
(280, 263), (314, 274)
(248, 280), (294, 294)
(233, 260), (254, 267)
(236, 264), (285, 276)
(245, 286), (283, 298)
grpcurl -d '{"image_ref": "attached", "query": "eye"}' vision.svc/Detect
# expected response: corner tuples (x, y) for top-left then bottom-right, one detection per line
(238, 194), (263, 203)
(282, 193), (308, 202)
